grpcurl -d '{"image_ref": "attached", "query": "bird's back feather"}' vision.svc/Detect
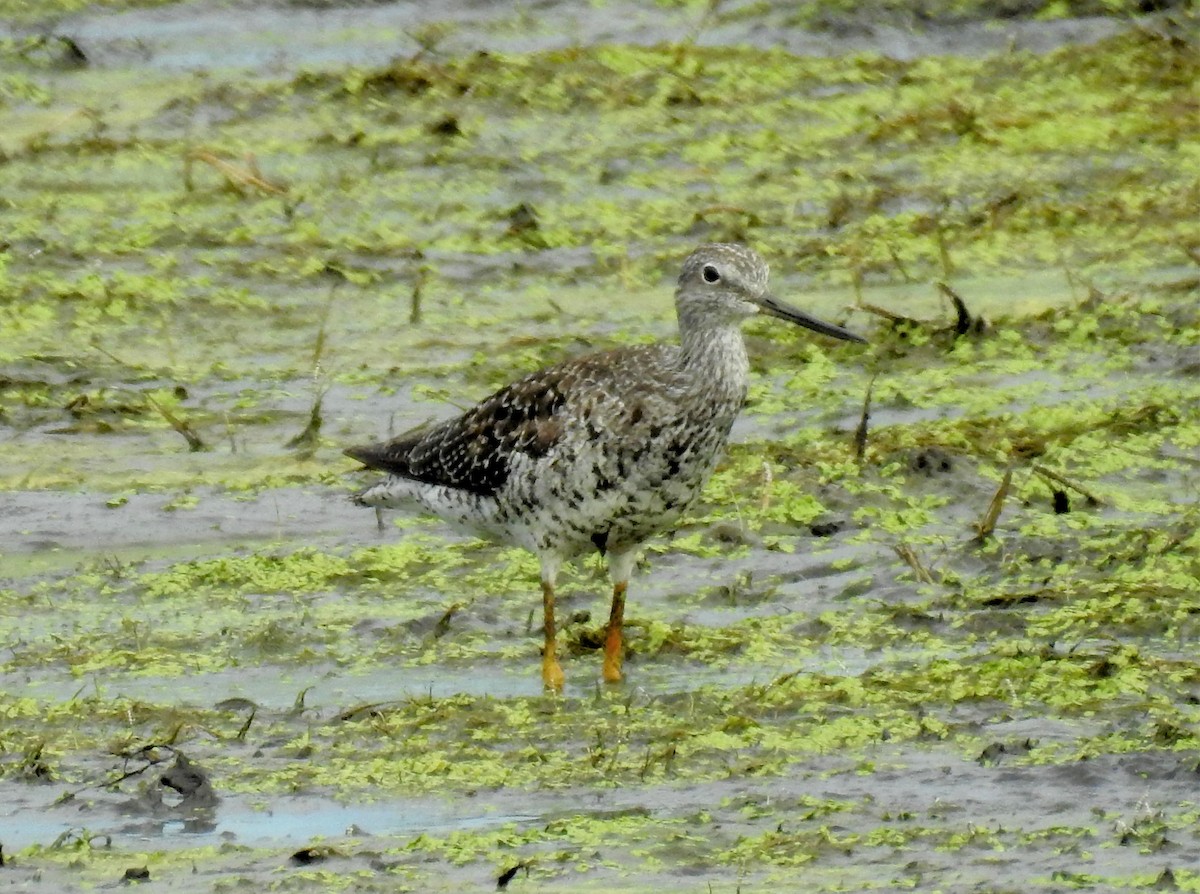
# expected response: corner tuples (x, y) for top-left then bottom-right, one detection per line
(345, 345), (678, 498)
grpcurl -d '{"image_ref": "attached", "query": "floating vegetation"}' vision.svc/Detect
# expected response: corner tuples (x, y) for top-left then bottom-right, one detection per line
(1, 3), (1199, 891)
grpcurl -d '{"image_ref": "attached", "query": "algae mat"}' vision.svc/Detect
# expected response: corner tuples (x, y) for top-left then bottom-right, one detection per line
(2, 2), (1200, 891)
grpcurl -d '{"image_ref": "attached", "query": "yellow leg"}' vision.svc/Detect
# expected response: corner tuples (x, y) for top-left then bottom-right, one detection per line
(541, 579), (565, 691)
(602, 580), (627, 683)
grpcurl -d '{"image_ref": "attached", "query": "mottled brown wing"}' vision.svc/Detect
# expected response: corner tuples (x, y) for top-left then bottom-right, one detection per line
(344, 364), (573, 497)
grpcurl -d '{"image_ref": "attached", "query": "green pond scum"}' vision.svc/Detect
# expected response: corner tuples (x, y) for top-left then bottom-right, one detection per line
(2, 1), (1200, 891)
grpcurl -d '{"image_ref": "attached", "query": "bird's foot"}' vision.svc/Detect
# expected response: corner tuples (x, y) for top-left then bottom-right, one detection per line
(542, 654), (565, 692)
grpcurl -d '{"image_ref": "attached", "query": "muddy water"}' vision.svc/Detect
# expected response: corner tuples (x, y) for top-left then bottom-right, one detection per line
(3, 1), (1199, 892)
(16, 0), (1128, 71)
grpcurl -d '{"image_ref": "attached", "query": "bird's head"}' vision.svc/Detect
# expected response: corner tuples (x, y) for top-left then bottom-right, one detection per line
(676, 243), (866, 344)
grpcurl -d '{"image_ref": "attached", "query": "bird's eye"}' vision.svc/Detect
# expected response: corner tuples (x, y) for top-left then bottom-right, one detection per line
(702, 265), (720, 283)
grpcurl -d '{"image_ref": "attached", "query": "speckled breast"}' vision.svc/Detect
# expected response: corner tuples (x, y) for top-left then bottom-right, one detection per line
(496, 387), (745, 556)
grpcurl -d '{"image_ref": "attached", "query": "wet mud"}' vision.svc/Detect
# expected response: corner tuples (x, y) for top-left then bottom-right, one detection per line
(2, 0), (1199, 891)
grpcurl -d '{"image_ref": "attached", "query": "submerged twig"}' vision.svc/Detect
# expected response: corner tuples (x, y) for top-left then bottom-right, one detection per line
(288, 282), (337, 454)
(92, 341), (206, 451)
(289, 686), (313, 718)
(335, 701), (398, 723)
(310, 278), (339, 368)
(432, 602), (463, 640)
(934, 222), (954, 278)
(860, 283), (986, 338)
(893, 542), (935, 585)
(411, 264), (430, 324)
(497, 859), (534, 890)
(75, 348), (209, 451)
(224, 411), (238, 454)
(1032, 463), (1102, 506)
(145, 393), (207, 452)
(235, 707), (256, 742)
(856, 302), (922, 327)
(759, 460), (773, 513)
(286, 391), (324, 454)
(83, 743), (180, 796)
(937, 281), (974, 335)
(854, 373), (877, 462)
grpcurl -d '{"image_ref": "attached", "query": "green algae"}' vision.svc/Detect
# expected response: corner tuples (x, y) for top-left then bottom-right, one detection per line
(3, 33), (1198, 375)
(0, 0), (181, 25)
(2, 6), (1200, 892)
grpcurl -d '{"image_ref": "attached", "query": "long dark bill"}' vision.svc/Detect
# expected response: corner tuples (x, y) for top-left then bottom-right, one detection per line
(757, 292), (867, 344)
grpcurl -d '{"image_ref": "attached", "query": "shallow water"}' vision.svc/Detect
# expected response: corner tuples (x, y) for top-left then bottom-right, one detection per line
(11, 0), (1128, 73)
(2, 1), (1198, 891)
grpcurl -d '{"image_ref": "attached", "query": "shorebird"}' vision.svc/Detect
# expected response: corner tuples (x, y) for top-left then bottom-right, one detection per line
(346, 243), (865, 690)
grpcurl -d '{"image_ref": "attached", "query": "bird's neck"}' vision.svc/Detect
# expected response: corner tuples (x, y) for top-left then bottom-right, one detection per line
(678, 321), (751, 394)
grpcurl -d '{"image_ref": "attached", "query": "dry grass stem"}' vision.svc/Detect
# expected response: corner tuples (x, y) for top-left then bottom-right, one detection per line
(893, 542), (935, 584)
(975, 467), (1013, 539)
(185, 148), (288, 196)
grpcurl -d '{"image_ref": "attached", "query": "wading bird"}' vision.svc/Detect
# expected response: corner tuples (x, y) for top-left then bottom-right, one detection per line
(346, 243), (865, 690)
